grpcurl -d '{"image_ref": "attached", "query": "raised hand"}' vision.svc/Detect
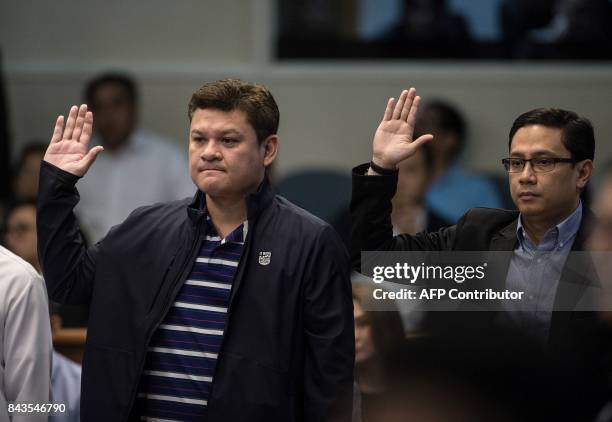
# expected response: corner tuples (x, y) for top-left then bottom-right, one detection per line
(371, 88), (433, 171)
(44, 104), (104, 177)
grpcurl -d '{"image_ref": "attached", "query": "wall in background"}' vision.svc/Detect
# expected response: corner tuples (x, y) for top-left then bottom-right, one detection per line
(3, 0), (612, 178)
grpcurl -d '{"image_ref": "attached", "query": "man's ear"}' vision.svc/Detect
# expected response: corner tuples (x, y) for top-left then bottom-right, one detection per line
(576, 159), (594, 189)
(262, 135), (278, 167)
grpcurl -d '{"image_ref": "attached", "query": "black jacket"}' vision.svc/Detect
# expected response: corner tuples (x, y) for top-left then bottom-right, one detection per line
(38, 160), (354, 422)
(350, 162), (609, 350)
(350, 163), (612, 416)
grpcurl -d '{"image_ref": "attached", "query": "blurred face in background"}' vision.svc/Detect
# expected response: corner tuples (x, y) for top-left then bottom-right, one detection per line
(4, 204), (39, 271)
(91, 82), (136, 150)
(587, 174), (612, 324)
(416, 108), (460, 171)
(354, 300), (376, 364)
(395, 148), (430, 205)
(13, 149), (45, 200)
(589, 176), (612, 251)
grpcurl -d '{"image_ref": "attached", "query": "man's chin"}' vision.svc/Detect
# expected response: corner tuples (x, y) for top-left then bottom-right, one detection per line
(516, 203), (542, 217)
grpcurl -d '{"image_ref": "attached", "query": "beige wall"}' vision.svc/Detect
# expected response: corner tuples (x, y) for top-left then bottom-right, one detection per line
(3, 1), (612, 179)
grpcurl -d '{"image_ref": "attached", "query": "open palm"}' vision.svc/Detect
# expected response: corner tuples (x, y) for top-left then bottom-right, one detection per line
(44, 104), (103, 177)
(372, 88), (433, 169)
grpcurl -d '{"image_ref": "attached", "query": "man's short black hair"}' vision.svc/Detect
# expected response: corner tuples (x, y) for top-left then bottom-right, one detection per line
(84, 72), (138, 109)
(508, 108), (595, 162)
(188, 79), (279, 145)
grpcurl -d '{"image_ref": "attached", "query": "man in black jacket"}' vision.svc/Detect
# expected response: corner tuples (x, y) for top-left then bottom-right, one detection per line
(38, 79), (354, 421)
(351, 88), (611, 417)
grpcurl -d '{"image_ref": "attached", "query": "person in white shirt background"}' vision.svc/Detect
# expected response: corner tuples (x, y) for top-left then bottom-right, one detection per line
(75, 73), (194, 242)
(0, 245), (52, 422)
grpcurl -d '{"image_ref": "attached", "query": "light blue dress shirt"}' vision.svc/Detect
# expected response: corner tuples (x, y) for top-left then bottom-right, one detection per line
(502, 201), (583, 344)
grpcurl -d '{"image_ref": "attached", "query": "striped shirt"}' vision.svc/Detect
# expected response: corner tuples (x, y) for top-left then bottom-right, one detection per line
(135, 217), (246, 421)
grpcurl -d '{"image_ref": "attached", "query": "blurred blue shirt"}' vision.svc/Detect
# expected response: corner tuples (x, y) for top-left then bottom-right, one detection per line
(50, 350), (81, 422)
(426, 164), (504, 223)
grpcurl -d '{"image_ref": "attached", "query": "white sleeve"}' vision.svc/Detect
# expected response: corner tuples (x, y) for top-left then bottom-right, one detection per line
(3, 271), (52, 421)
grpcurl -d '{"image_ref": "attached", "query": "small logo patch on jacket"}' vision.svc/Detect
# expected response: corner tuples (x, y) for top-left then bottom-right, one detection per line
(258, 251), (271, 266)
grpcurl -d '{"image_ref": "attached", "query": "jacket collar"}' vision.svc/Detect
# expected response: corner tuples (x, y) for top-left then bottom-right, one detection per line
(186, 177), (275, 225)
(489, 218), (519, 251)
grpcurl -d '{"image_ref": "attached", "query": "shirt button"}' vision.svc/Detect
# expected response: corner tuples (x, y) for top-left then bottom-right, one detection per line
(537, 258), (542, 263)
(529, 295), (534, 300)
(559, 243), (564, 248)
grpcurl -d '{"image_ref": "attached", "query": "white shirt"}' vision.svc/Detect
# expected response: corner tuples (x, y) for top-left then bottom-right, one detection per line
(75, 128), (195, 242)
(0, 246), (52, 422)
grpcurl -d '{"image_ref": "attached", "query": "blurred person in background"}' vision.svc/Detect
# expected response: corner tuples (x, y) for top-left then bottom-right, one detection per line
(0, 244), (52, 422)
(11, 142), (46, 202)
(48, 303), (81, 422)
(75, 72), (193, 242)
(503, 0), (612, 59)
(3, 199), (40, 272)
(352, 282), (405, 422)
(333, 142), (449, 250)
(415, 100), (505, 224)
(3, 203), (82, 421)
(391, 143), (451, 235)
(381, 0), (472, 58)
(3, 201), (88, 327)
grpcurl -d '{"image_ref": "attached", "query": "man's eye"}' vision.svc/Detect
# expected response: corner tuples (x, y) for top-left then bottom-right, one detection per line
(221, 138), (237, 144)
(510, 159), (523, 168)
(536, 158), (553, 166)
(192, 137), (203, 143)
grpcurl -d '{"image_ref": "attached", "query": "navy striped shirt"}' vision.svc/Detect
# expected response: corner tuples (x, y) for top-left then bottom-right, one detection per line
(136, 217), (246, 421)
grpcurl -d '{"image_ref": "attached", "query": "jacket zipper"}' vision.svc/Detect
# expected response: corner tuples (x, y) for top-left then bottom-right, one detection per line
(205, 220), (252, 410)
(123, 220), (204, 421)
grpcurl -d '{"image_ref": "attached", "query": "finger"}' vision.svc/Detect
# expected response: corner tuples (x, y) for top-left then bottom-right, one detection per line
(72, 104), (88, 142)
(382, 97), (395, 121)
(63, 105), (79, 140)
(79, 111), (93, 145)
(51, 115), (64, 144)
(80, 145), (104, 173)
(406, 95), (423, 138)
(400, 87), (416, 121)
(392, 90), (408, 119)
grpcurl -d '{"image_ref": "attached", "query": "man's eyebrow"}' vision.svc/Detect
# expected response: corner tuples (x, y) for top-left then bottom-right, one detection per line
(219, 129), (243, 137)
(510, 149), (558, 157)
(190, 128), (243, 136)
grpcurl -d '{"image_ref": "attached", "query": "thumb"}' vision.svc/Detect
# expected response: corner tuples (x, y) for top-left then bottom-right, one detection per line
(81, 146), (104, 172)
(411, 134), (434, 150)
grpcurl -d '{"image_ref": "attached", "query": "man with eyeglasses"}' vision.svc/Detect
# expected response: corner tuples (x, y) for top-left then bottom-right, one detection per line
(351, 90), (611, 409)
(352, 87), (612, 408)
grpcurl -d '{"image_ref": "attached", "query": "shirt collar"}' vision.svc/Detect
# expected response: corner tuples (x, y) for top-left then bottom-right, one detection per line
(516, 201), (582, 251)
(205, 215), (248, 244)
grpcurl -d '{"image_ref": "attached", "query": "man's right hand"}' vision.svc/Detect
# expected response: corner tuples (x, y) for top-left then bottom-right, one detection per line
(44, 104), (103, 177)
(370, 88), (433, 173)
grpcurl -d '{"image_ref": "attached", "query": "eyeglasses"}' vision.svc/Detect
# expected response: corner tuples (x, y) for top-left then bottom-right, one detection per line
(501, 157), (575, 173)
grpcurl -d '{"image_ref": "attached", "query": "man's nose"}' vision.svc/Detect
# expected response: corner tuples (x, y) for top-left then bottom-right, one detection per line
(201, 139), (220, 160)
(518, 161), (537, 184)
